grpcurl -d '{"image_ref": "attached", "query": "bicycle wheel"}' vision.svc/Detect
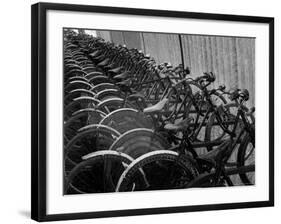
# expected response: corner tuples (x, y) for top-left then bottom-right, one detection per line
(186, 172), (230, 188)
(237, 133), (255, 185)
(91, 83), (117, 93)
(205, 103), (244, 151)
(88, 75), (110, 85)
(66, 76), (88, 83)
(99, 108), (153, 134)
(64, 96), (101, 120)
(96, 98), (134, 114)
(94, 89), (122, 101)
(109, 128), (170, 158)
(83, 66), (98, 74)
(65, 80), (92, 93)
(116, 150), (198, 192)
(64, 108), (106, 143)
(65, 69), (87, 80)
(64, 124), (121, 172)
(64, 89), (96, 106)
(65, 150), (134, 194)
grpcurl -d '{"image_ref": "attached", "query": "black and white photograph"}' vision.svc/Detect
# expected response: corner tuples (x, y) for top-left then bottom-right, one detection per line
(30, 2), (274, 221)
(1, 0), (279, 223)
(63, 28), (255, 194)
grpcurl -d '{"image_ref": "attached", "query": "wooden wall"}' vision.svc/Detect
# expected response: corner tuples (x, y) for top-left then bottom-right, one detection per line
(180, 35), (255, 106)
(96, 30), (255, 106)
(141, 33), (182, 66)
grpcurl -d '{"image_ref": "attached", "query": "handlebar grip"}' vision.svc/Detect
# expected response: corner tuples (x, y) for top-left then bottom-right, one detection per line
(229, 88), (249, 101)
(229, 89), (240, 101)
(202, 73), (209, 79)
(202, 72), (216, 82)
(185, 67), (191, 74)
(208, 72), (216, 82)
(240, 89), (249, 101)
(219, 84), (226, 91)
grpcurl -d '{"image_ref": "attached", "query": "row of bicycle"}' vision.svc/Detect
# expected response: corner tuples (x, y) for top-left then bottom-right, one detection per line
(63, 33), (255, 194)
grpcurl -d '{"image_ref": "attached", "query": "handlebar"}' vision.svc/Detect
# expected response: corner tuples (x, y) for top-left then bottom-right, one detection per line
(193, 72), (215, 89)
(229, 89), (249, 102)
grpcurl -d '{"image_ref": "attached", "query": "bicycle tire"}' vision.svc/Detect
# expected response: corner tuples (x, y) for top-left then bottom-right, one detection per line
(65, 150), (134, 194)
(109, 128), (171, 158)
(94, 89), (122, 101)
(237, 133), (255, 185)
(91, 83), (118, 93)
(204, 103), (244, 151)
(96, 98), (134, 114)
(64, 96), (101, 120)
(64, 89), (96, 105)
(64, 108), (106, 143)
(99, 108), (153, 134)
(65, 80), (92, 93)
(64, 124), (121, 170)
(116, 150), (198, 192)
(88, 75), (110, 85)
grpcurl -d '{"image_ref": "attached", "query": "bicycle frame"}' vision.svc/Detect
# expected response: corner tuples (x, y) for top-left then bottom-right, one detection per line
(185, 100), (255, 187)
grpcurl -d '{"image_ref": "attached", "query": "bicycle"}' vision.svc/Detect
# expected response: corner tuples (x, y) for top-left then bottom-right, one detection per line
(116, 89), (255, 191)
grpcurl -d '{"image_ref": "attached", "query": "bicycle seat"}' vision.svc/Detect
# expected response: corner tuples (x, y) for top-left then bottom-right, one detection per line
(89, 50), (100, 57)
(164, 117), (193, 131)
(198, 140), (230, 166)
(103, 63), (115, 70)
(108, 66), (123, 74)
(93, 53), (106, 61)
(143, 98), (168, 114)
(127, 92), (145, 102)
(97, 58), (110, 67)
(116, 79), (132, 91)
(113, 71), (131, 80)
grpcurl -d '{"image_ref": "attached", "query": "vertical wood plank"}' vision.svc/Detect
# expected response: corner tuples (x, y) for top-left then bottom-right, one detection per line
(250, 39), (255, 106)
(107, 30), (255, 106)
(142, 33), (182, 66)
(210, 36), (219, 86)
(110, 31), (125, 45)
(180, 35), (192, 69)
(122, 31), (143, 50)
(229, 38), (237, 90)
(236, 38), (245, 91)
(96, 30), (111, 42)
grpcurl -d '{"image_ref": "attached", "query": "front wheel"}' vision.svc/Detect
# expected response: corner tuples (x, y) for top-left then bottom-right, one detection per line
(116, 150), (198, 192)
(237, 133), (255, 185)
(65, 150), (134, 194)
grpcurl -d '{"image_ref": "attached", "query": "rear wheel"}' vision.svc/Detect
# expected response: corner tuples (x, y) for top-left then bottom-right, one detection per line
(237, 133), (255, 185)
(186, 172), (231, 188)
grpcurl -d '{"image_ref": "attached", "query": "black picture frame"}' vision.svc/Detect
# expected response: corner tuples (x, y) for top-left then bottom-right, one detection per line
(31, 2), (274, 222)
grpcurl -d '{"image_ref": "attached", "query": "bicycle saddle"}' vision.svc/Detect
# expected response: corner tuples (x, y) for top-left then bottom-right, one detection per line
(127, 92), (145, 102)
(97, 58), (110, 67)
(248, 107), (255, 114)
(103, 62), (115, 70)
(92, 53), (105, 60)
(143, 98), (168, 114)
(198, 140), (230, 166)
(116, 79), (132, 91)
(108, 66), (123, 74)
(164, 117), (193, 131)
(113, 71), (131, 80)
